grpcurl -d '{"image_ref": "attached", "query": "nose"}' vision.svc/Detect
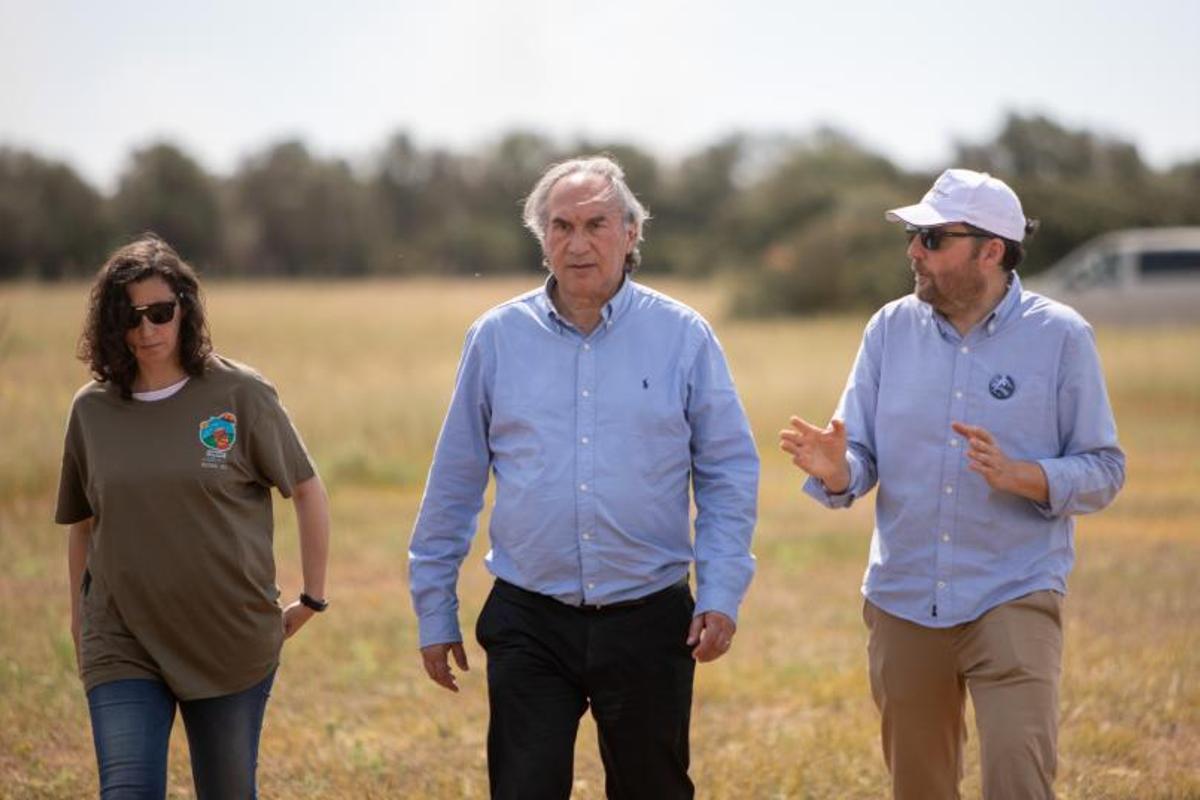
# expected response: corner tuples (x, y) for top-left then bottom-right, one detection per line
(134, 313), (158, 336)
(906, 234), (925, 260)
(566, 227), (589, 254)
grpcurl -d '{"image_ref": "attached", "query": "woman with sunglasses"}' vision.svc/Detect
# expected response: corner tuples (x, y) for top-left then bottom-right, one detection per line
(55, 234), (331, 799)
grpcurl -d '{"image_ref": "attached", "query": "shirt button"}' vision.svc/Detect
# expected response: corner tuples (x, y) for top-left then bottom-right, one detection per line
(582, 532), (592, 540)
(579, 483), (588, 492)
(960, 346), (969, 354)
(949, 438), (958, 447)
(581, 436), (589, 444)
(583, 343), (591, 351)
(587, 582), (595, 589)
(937, 580), (947, 589)
(581, 389), (590, 397)
(944, 485), (954, 494)
(942, 533), (950, 542)
(954, 390), (963, 399)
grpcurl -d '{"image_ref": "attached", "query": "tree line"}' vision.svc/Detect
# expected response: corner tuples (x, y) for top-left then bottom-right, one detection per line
(2, 112), (1198, 313)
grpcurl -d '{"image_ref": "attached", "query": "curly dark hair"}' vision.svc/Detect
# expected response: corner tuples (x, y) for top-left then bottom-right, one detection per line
(78, 234), (212, 399)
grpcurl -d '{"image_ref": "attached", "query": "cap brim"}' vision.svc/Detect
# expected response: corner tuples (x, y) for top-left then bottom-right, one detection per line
(884, 202), (959, 228)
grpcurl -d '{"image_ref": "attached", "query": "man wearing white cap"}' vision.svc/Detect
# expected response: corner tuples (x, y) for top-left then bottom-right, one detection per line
(780, 169), (1125, 798)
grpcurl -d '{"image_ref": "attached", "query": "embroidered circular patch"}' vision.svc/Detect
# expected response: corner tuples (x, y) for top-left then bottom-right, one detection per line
(988, 374), (1016, 400)
(199, 412), (238, 452)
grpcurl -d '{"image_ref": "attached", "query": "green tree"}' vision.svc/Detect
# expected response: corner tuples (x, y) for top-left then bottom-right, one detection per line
(954, 113), (1179, 274)
(727, 129), (904, 254)
(651, 135), (746, 275)
(370, 132), (435, 274)
(955, 112), (1148, 184)
(727, 130), (912, 314)
(231, 141), (372, 276)
(0, 148), (108, 279)
(112, 143), (222, 267)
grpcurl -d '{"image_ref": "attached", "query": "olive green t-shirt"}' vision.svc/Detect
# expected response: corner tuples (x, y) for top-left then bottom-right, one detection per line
(55, 355), (315, 700)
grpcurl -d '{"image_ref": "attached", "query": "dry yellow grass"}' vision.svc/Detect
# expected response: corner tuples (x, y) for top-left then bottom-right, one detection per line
(0, 277), (1197, 799)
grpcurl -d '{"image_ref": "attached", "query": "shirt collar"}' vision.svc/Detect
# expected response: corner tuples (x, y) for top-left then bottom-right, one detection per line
(924, 271), (1023, 340)
(983, 271), (1023, 337)
(539, 273), (634, 332)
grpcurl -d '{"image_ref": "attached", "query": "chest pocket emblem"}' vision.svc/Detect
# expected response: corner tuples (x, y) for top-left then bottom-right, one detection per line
(199, 412), (238, 452)
(988, 374), (1016, 400)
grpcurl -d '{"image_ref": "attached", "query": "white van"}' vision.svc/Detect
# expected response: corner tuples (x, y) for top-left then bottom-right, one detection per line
(1030, 227), (1200, 324)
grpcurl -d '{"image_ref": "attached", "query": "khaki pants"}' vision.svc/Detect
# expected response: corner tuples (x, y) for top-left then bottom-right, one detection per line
(864, 591), (1063, 800)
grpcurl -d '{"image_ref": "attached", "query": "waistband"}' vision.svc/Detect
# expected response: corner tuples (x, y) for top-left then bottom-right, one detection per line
(494, 577), (689, 613)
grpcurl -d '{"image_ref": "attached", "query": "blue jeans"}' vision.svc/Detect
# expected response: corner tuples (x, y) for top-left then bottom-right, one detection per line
(86, 670), (275, 799)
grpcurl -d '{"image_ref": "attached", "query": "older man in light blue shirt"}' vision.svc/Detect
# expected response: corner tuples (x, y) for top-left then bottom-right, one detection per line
(781, 169), (1124, 800)
(410, 155), (758, 799)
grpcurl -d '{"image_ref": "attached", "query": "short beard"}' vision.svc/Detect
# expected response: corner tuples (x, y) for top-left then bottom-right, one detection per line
(913, 258), (988, 316)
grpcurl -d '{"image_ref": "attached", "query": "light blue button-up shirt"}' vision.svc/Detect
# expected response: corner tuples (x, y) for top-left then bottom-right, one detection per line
(805, 274), (1125, 627)
(410, 277), (759, 647)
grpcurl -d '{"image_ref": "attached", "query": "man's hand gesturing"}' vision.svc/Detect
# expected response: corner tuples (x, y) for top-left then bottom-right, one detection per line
(779, 416), (851, 494)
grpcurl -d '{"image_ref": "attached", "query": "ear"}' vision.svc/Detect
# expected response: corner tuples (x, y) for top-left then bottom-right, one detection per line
(981, 237), (1005, 269)
(624, 221), (637, 253)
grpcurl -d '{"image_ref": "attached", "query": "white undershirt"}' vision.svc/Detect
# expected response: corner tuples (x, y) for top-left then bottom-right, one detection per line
(132, 376), (190, 402)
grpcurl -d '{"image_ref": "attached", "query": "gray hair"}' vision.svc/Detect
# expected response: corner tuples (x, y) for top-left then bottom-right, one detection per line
(522, 155), (650, 271)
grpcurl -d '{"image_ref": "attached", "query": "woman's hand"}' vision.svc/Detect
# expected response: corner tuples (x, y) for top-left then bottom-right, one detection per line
(282, 601), (316, 639)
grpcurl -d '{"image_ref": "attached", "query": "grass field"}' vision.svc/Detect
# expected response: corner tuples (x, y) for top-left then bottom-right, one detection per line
(1, 277), (1197, 799)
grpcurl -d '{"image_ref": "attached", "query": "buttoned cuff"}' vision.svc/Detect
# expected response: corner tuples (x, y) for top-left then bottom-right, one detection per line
(694, 586), (743, 625)
(417, 613), (463, 649)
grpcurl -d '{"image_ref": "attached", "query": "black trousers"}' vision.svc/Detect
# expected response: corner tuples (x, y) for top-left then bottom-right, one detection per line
(475, 578), (696, 800)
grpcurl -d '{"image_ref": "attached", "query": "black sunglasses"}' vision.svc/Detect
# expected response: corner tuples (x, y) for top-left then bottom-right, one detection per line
(126, 300), (178, 328)
(905, 225), (993, 251)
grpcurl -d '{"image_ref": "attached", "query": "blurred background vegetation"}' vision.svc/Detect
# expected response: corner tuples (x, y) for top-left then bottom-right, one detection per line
(3, 111), (1199, 314)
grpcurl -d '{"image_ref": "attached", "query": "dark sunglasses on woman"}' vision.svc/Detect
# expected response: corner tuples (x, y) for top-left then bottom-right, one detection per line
(126, 300), (178, 329)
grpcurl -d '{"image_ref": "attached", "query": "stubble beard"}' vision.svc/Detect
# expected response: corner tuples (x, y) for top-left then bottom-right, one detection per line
(913, 256), (988, 316)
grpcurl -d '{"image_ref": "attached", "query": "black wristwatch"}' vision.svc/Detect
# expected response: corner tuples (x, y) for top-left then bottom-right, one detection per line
(299, 592), (329, 612)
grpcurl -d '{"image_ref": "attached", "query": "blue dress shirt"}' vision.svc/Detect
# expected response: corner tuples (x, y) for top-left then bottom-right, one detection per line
(805, 274), (1125, 627)
(410, 278), (759, 647)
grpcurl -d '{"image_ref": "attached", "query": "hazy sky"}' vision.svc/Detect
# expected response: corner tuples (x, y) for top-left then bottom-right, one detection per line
(2, 0), (1197, 190)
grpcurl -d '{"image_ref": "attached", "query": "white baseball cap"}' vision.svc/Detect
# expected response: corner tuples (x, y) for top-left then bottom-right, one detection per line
(885, 168), (1028, 241)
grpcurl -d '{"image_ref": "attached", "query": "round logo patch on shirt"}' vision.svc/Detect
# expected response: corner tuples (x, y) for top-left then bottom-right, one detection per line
(988, 374), (1016, 400)
(199, 412), (237, 452)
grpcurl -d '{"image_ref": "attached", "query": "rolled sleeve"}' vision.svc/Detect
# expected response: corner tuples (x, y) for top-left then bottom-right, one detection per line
(1033, 322), (1126, 519)
(803, 313), (881, 510)
(1036, 446), (1125, 519)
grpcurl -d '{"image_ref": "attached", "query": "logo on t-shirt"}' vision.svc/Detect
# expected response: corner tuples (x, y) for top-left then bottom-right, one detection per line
(199, 412), (237, 469)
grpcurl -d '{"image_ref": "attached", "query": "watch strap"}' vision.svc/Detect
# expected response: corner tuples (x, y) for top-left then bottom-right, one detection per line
(299, 592), (329, 612)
